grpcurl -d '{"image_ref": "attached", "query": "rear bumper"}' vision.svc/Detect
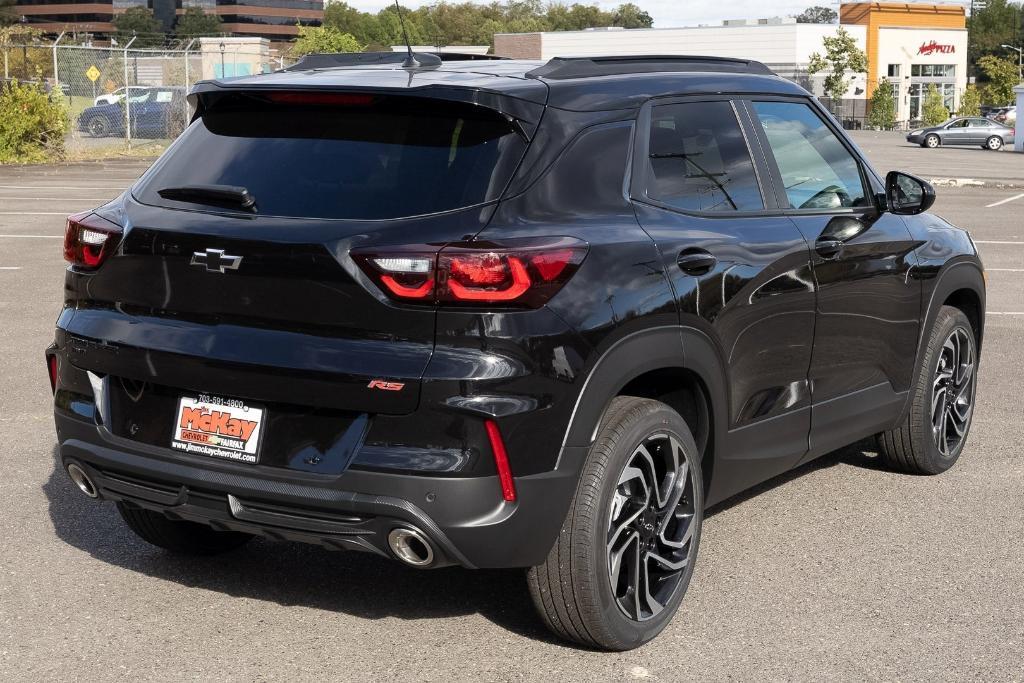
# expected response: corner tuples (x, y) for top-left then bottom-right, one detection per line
(55, 410), (585, 569)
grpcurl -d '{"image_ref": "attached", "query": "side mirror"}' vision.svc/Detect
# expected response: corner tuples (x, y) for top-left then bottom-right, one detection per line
(884, 171), (936, 215)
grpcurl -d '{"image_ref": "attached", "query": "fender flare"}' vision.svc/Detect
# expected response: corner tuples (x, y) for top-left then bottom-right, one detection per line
(896, 259), (986, 425)
(558, 324), (729, 458)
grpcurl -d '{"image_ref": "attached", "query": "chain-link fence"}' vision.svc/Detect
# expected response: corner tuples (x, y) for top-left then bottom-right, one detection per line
(4, 40), (294, 157)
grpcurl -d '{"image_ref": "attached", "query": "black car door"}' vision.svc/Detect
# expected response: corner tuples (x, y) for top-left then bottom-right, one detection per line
(747, 98), (922, 460)
(631, 96), (817, 498)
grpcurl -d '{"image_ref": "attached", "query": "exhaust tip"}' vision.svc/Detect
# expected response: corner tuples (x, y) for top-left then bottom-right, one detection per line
(387, 527), (435, 567)
(66, 463), (99, 498)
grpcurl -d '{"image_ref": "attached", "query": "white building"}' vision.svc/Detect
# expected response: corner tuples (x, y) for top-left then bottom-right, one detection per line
(494, 3), (968, 126)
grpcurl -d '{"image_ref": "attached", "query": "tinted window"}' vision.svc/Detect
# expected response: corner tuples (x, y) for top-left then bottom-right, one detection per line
(645, 100), (763, 213)
(137, 94), (526, 220)
(752, 101), (867, 210)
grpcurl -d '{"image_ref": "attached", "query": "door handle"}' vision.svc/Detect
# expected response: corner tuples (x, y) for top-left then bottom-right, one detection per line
(677, 250), (717, 275)
(814, 238), (844, 260)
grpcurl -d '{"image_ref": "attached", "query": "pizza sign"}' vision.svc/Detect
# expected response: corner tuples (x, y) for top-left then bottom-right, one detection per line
(918, 40), (955, 55)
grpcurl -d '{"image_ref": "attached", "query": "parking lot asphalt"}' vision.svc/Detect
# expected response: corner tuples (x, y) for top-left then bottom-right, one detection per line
(1, 148), (1022, 681)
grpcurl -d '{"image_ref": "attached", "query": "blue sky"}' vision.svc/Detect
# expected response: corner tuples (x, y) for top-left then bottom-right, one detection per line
(337, 1), (825, 27)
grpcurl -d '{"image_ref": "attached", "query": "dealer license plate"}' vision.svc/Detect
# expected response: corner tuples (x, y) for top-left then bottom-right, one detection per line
(171, 394), (265, 464)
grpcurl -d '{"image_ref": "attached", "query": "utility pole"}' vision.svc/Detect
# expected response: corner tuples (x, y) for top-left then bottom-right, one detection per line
(1002, 44), (1023, 82)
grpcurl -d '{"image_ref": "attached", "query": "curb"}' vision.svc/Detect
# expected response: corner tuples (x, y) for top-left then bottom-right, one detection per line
(928, 178), (1024, 189)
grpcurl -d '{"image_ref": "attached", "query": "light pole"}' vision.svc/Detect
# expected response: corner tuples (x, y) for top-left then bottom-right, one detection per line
(219, 42), (226, 78)
(1002, 44), (1023, 82)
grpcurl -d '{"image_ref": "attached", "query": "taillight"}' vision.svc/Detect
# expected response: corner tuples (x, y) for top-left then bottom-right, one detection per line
(64, 211), (123, 270)
(353, 237), (587, 308)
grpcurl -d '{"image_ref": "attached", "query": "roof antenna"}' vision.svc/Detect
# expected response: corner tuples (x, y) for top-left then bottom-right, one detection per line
(394, 0), (419, 69)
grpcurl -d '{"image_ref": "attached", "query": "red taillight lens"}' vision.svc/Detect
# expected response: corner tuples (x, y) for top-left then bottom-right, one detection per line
(262, 92), (376, 107)
(47, 355), (58, 394)
(485, 419), (516, 502)
(352, 237), (587, 308)
(64, 211), (123, 270)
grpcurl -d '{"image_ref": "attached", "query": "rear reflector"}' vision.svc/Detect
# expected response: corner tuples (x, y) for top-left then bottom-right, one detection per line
(47, 355), (58, 394)
(484, 419), (517, 502)
(64, 211), (123, 270)
(352, 237), (587, 308)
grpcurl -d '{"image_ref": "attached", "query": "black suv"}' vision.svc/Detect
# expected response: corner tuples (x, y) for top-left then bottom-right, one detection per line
(48, 54), (985, 650)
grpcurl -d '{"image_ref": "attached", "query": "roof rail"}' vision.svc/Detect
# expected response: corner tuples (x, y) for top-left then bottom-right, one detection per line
(283, 51), (442, 72)
(526, 55), (775, 80)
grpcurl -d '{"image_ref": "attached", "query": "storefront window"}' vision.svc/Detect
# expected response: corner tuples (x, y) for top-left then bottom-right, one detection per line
(911, 64), (956, 78)
(908, 83), (957, 120)
(887, 64), (901, 78)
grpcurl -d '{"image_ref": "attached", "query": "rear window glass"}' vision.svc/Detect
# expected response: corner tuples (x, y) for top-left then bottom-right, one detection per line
(136, 93), (527, 220)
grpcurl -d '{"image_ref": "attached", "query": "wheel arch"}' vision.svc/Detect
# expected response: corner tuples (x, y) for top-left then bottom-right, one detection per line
(560, 326), (729, 498)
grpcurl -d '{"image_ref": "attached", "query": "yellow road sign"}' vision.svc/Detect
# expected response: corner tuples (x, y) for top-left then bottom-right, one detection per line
(85, 65), (101, 82)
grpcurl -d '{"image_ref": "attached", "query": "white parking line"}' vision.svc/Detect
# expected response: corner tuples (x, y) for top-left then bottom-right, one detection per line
(0, 185), (128, 191)
(985, 193), (1024, 208)
(987, 268), (1024, 272)
(0, 197), (110, 202)
(0, 212), (72, 216)
(987, 312), (1024, 316)
(0, 266), (21, 270)
(975, 240), (1024, 245)
(0, 234), (62, 238)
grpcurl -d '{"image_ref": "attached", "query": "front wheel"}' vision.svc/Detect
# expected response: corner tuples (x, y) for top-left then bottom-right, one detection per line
(86, 116), (109, 138)
(923, 134), (940, 148)
(985, 135), (1004, 151)
(877, 306), (977, 474)
(527, 396), (703, 650)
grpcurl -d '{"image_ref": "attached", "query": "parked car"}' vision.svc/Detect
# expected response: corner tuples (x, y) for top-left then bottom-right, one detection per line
(995, 105), (1016, 125)
(78, 87), (187, 139)
(93, 86), (147, 107)
(906, 116), (1015, 150)
(49, 53), (985, 651)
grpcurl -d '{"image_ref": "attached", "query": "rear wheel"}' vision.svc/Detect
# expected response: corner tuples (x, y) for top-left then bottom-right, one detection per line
(527, 396), (703, 650)
(985, 135), (1003, 151)
(877, 306), (977, 474)
(118, 503), (253, 555)
(923, 134), (940, 148)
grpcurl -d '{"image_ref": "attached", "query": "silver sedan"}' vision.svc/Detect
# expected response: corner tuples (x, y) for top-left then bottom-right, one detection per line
(906, 117), (1015, 150)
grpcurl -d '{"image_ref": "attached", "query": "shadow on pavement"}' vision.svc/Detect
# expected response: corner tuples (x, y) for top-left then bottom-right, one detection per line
(43, 439), (882, 642)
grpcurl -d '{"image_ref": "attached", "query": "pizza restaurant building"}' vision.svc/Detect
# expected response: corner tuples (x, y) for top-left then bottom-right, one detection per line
(494, 2), (968, 126)
(841, 2), (968, 123)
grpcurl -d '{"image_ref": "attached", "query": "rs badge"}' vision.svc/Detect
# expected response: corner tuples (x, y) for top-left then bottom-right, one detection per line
(367, 379), (405, 391)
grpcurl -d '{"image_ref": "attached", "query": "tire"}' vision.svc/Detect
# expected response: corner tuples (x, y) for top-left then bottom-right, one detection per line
(877, 306), (977, 475)
(86, 116), (109, 138)
(924, 134), (940, 148)
(117, 502), (253, 555)
(527, 396), (703, 650)
(985, 135), (1003, 151)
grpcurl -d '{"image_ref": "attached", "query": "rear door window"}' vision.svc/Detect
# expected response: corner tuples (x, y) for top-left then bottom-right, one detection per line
(752, 101), (868, 210)
(645, 100), (764, 213)
(136, 93), (528, 220)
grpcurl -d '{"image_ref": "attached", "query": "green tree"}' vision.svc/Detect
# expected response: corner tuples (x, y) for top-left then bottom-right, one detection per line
(113, 7), (165, 48)
(613, 3), (653, 28)
(795, 6), (838, 24)
(0, 79), (69, 163)
(291, 26), (362, 57)
(976, 54), (1020, 105)
(959, 83), (982, 116)
(808, 27), (868, 106)
(174, 7), (224, 39)
(921, 84), (950, 126)
(868, 78), (896, 129)
(967, 0), (1022, 68)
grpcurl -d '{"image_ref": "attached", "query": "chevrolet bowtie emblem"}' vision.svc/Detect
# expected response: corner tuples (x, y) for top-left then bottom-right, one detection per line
(191, 248), (242, 274)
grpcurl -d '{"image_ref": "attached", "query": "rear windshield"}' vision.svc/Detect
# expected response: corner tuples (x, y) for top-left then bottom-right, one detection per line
(136, 93), (527, 220)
